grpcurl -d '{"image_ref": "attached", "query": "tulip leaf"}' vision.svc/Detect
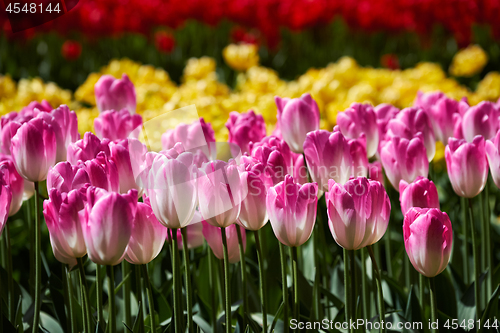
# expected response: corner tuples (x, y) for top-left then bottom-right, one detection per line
(481, 284), (500, 323)
(192, 314), (212, 333)
(458, 271), (487, 322)
(48, 272), (68, 331)
(132, 302), (144, 333)
(1, 310), (18, 333)
(39, 311), (64, 333)
(269, 301), (284, 333)
(434, 269), (457, 318)
(403, 285), (422, 329)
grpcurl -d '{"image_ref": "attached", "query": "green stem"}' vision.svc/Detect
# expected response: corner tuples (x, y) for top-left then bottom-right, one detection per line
(343, 249), (351, 328)
(236, 225), (248, 328)
(207, 247), (217, 333)
(461, 196), (469, 285)
(429, 277), (437, 333)
(419, 273), (425, 312)
(484, 183), (492, 299)
(77, 257), (91, 333)
(367, 245), (386, 333)
(384, 234), (393, 278)
(254, 230), (268, 332)
(221, 227), (232, 333)
(171, 229), (182, 333)
(291, 246), (299, 325)
(0, 261), (3, 330)
(468, 198), (481, 320)
(96, 264), (104, 326)
(479, 192), (486, 309)
(106, 265), (116, 333)
(66, 267), (77, 333)
(349, 250), (356, 325)
(5, 222), (15, 322)
(123, 261), (132, 327)
(404, 256), (410, 292)
(279, 242), (289, 333)
(361, 248), (369, 320)
(181, 228), (194, 333)
(32, 181), (41, 333)
(62, 264), (71, 333)
(142, 265), (157, 333)
(135, 265), (145, 333)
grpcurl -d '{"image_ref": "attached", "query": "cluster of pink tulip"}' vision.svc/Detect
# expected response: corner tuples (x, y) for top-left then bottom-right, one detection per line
(0, 73), (499, 333)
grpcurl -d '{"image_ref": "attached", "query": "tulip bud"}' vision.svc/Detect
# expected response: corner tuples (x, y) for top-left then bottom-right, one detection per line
(326, 177), (390, 250)
(275, 93), (320, 153)
(44, 189), (86, 266)
(379, 135), (429, 190)
(399, 176), (440, 215)
(292, 153), (308, 185)
(348, 137), (368, 178)
(162, 118), (215, 160)
(94, 109), (143, 142)
(11, 117), (57, 182)
(251, 136), (294, 186)
(445, 136), (488, 198)
(303, 130), (352, 194)
(374, 103), (399, 139)
(47, 162), (90, 193)
(266, 175), (317, 247)
(175, 213), (205, 250)
(0, 176), (11, 237)
(81, 152), (119, 192)
(462, 101), (499, 143)
(421, 96), (467, 145)
(386, 107), (436, 161)
(485, 130), (500, 189)
(67, 132), (111, 165)
(0, 155), (25, 216)
(226, 110), (267, 154)
(337, 103), (379, 158)
(202, 221), (246, 263)
(368, 161), (384, 184)
(403, 207), (452, 277)
(80, 187), (138, 265)
(95, 74), (136, 114)
(110, 139), (147, 194)
(125, 200), (168, 265)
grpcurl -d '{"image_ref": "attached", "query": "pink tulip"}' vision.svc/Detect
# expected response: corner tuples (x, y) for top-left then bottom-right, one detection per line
(266, 175), (317, 247)
(10, 117), (57, 182)
(251, 136), (293, 186)
(326, 177), (390, 250)
(485, 130), (500, 189)
(368, 161), (384, 184)
(337, 103), (379, 158)
(145, 151), (198, 229)
(379, 135), (429, 190)
(81, 152), (119, 192)
(445, 136), (488, 198)
(94, 109), (143, 142)
(95, 74), (136, 114)
(43, 189), (86, 266)
(20, 100), (53, 114)
(403, 207), (452, 277)
(202, 221), (246, 263)
(198, 160), (244, 228)
(386, 107), (436, 161)
(0, 155), (25, 216)
(462, 101), (500, 143)
(238, 159), (272, 230)
(292, 153), (308, 185)
(110, 139), (146, 194)
(374, 103), (399, 139)
(37, 105), (79, 162)
(226, 110), (267, 154)
(348, 137), (368, 178)
(275, 93), (320, 153)
(175, 214), (205, 250)
(80, 187), (138, 265)
(125, 200), (168, 265)
(0, 177), (11, 237)
(47, 162), (90, 193)
(303, 129), (352, 193)
(67, 132), (111, 165)
(414, 91), (446, 110)
(162, 118), (215, 160)
(399, 176), (440, 215)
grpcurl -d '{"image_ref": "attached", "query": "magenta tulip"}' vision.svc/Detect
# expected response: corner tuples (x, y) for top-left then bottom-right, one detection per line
(485, 130), (500, 189)
(386, 107), (435, 161)
(303, 129), (352, 193)
(37, 105), (79, 162)
(95, 74), (136, 114)
(462, 101), (499, 143)
(10, 117), (57, 182)
(414, 91), (446, 110)
(198, 160), (244, 228)
(47, 162), (90, 193)
(82, 152), (119, 192)
(145, 151), (198, 229)
(251, 136), (294, 186)
(80, 187), (138, 265)
(379, 135), (429, 190)
(374, 103), (399, 139)
(337, 103), (379, 158)
(202, 221), (246, 263)
(44, 189), (86, 266)
(162, 118), (215, 159)
(226, 110), (267, 154)
(292, 153), (308, 185)
(348, 137), (368, 178)
(275, 93), (320, 153)
(0, 177), (11, 237)
(399, 176), (440, 215)
(94, 109), (142, 142)
(266, 175), (317, 247)
(110, 139), (146, 194)
(403, 207), (453, 277)
(67, 132), (111, 165)
(445, 136), (488, 198)
(368, 161), (384, 184)
(0, 156), (25, 216)
(125, 200), (168, 265)
(175, 216), (205, 250)
(326, 177), (391, 250)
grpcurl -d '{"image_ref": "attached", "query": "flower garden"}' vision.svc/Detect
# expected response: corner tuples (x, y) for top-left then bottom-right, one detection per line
(1, 1), (500, 333)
